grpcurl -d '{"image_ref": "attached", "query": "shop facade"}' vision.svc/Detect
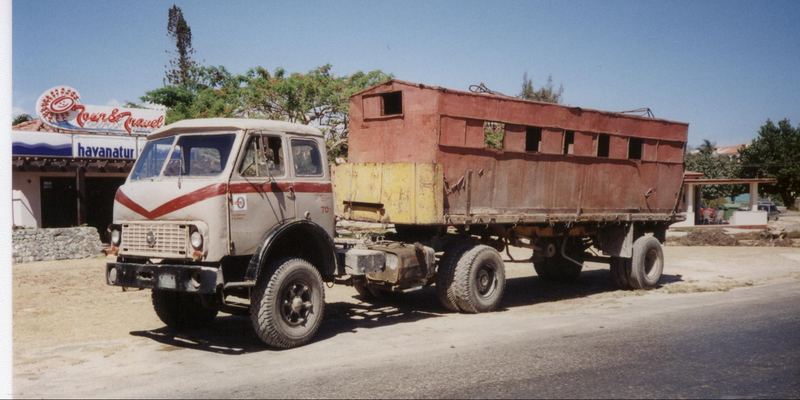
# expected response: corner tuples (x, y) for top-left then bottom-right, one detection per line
(11, 86), (164, 241)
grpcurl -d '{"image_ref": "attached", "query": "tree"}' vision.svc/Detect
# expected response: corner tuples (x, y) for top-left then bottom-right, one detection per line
(12, 113), (32, 125)
(141, 64), (391, 159)
(165, 5), (197, 86)
(685, 140), (744, 202)
(518, 72), (563, 104)
(738, 119), (800, 209)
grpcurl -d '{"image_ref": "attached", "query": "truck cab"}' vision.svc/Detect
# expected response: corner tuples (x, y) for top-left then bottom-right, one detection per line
(106, 118), (338, 348)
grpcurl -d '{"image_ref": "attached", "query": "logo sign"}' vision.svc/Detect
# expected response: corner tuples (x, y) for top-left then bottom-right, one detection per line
(146, 230), (157, 248)
(36, 86), (165, 136)
(232, 194), (248, 212)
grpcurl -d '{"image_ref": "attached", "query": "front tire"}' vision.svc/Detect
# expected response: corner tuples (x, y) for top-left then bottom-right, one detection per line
(152, 290), (218, 329)
(250, 258), (325, 349)
(609, 235), (664, 290)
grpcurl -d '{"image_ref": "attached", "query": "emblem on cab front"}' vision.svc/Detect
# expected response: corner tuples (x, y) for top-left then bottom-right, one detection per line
(146, 230), (157, 247)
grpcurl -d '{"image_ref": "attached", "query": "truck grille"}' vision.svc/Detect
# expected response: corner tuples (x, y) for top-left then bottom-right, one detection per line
(120, 223), (189, 258)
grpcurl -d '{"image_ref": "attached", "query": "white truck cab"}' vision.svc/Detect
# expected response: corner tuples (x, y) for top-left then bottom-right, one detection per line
(106, 118), (343, 348)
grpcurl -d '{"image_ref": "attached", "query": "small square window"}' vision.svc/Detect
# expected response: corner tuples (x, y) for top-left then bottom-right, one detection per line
(526, 127), (542, 152)
(628, 137), (643, 160)
(484, 121), (505, 149)
(381, 91), (403, 116)
(597, 134), (610, 158)
(563, 131), (575, 155)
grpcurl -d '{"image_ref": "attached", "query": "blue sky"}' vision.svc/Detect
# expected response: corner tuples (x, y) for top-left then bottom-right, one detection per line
(12, 0), (800, 146)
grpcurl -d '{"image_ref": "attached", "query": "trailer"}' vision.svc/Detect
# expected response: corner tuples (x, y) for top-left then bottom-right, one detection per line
(333, 79), (688, 307)
(105, 80), (688, 348)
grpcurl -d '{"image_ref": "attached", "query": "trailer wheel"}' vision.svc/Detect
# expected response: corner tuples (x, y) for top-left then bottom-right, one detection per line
(436, 243), (471, 312)
(610, 236), (664, 290)
(152, 290), (218, 329)
(250, 258), (325, 349)
(452, 245), (506, 313)
(628, 236), (664, 289)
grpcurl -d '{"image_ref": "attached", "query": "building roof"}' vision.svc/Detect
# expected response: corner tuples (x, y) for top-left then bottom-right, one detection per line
(715, 144), (747, 156)
(12, 119), (71, 133)
(149, 118), (323, 139)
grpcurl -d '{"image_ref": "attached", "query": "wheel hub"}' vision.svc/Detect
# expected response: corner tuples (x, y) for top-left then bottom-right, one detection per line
(281, 282), (313, 326)
(476, 265), (497, 297)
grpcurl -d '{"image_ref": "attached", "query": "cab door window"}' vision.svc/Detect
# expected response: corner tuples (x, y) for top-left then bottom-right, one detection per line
(291, 139), (323, 177)
(239, 135), (285, 178)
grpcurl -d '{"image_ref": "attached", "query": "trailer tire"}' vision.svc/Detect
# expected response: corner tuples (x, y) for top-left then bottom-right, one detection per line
(628, 236), (664, 289)
(453, 245), (506, 313)
(250, 258), (325, 349)
(436, 243), (471, 312)
(152, 290), (218, 329)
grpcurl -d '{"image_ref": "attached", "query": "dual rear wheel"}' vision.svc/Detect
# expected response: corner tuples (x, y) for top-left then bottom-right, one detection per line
(611, 235), (664, 289)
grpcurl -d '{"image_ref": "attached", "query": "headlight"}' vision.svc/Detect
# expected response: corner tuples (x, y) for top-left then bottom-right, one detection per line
(110, 226), (121, 246)
(190, 230), (203, 250)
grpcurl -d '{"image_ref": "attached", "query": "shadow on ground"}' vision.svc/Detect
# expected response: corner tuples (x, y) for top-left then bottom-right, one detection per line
(130, 267), (683, 354)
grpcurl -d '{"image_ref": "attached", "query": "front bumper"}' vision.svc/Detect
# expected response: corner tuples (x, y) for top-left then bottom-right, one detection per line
(106, 262), (222, 294)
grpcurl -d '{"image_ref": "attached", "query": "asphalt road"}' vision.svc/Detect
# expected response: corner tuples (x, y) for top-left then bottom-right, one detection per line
(13, 247), (800, 398)
(213, 282), (800, 399)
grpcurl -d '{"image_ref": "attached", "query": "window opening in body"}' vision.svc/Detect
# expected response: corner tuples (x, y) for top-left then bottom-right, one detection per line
(597, 134), (610, 157)
(628, 137), (643, 160)
(526, 127), (542, 152)
(381, 91), (403, 115)
(563, 130), (575, 155)
(484, 121), (505, 149)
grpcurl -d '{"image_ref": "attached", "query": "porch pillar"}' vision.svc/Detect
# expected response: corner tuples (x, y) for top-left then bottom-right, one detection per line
(749, 182), (758, 211)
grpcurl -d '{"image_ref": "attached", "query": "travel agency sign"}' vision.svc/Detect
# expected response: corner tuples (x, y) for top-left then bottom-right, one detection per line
(36, 86), (165, 136)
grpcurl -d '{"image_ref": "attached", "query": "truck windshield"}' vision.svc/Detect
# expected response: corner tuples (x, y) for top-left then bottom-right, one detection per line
(130, 133), (237, 180)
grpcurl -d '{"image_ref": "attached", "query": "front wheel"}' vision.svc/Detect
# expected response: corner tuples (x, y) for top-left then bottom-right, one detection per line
(250, 258), (325, 349)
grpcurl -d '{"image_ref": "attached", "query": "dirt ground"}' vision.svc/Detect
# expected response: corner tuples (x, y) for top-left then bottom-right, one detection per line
(11, 245), (800, 397)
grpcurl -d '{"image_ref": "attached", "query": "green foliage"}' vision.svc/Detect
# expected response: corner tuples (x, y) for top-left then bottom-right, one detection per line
(738, 119), (800, 209)
(141, 64), (391, 160)
(484, 122), (505, 149)
(12, 113), (32, 125)
(518, 72), (563, 104)
(684, 140), (745, 201)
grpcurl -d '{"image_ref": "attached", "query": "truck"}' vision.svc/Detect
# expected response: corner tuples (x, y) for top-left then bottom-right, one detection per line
(106, 79), (689, 348)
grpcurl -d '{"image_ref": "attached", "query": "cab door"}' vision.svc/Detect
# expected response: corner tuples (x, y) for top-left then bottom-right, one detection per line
(228, 132), (295, 255)
(288, 136), (335, 237)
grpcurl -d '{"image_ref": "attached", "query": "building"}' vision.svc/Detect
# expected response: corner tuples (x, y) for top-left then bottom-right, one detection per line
(11, 86), (164, 241)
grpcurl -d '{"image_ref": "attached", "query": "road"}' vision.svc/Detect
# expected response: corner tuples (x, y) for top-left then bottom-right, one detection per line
(12, 246), (800, 398)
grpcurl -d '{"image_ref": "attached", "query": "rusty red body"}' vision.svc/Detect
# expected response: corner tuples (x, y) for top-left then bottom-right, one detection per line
(347, 80), (688, 224)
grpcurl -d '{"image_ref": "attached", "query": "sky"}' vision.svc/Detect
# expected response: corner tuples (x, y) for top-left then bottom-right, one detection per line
(11, 0), (800, 147)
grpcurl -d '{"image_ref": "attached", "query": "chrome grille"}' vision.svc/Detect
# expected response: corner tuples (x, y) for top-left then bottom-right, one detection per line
(120, 223), (189, 257)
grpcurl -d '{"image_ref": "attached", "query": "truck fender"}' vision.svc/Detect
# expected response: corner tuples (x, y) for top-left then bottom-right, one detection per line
(244, 219), (337, 283)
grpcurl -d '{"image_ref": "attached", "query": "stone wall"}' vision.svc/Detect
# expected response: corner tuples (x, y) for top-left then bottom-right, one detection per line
(13, 226), (105, 263)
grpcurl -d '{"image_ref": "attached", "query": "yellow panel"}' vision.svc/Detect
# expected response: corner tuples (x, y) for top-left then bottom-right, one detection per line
(332, 163), (443, 224)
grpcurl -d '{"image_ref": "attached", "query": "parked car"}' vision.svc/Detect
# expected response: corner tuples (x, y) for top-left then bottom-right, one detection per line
(757, 202), (781, 221)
